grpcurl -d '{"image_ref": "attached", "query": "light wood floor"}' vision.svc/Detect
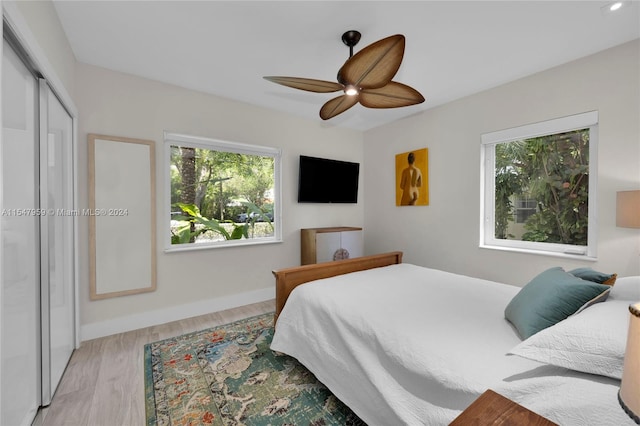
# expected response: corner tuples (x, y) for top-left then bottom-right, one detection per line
(33, 300), (275, 426)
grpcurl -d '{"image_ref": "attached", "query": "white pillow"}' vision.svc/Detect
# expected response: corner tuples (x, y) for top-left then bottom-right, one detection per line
(508, 300), (630, 379)
(609, 276), (640, 301)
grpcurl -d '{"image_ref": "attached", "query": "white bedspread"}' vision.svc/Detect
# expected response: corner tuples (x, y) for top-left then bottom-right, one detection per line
(270, 263), (634, 426)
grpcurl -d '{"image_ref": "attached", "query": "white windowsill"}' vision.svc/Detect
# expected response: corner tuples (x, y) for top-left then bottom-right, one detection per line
(165, 238), (283, 253)
(479, 244), (597, 262)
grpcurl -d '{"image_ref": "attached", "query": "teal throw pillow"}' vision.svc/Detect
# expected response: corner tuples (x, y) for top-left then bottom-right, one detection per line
(504, 267), (611, 340)
(568, 267), (617, 285)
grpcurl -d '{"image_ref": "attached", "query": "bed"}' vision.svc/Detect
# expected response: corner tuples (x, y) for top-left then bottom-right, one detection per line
(270, 252), (637, 426)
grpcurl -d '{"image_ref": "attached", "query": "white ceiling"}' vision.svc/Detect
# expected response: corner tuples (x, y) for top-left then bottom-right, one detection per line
(53, 1), (640, 131)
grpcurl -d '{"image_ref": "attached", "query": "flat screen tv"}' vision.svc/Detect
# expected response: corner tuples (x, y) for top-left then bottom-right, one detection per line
(298, 155), (360, 203)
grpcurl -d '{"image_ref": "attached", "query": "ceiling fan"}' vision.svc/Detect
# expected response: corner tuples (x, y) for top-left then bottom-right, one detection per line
(263, 30), (425, 120)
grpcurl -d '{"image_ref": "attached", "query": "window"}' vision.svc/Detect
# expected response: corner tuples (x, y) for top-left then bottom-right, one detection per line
(514, 197), (537, 224)
(164, 132), (281, 251)
(481, 111), (597, 258)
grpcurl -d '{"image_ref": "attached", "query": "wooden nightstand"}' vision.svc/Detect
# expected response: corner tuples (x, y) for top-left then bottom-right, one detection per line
(449, 389), (558, 425)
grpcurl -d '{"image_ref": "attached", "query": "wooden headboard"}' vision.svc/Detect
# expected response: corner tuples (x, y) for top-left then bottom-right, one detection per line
(272, 251), (403, 324)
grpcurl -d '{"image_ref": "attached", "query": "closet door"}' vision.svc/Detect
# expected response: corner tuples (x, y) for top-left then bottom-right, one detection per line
(39, 81), (75, 405)
(1, 38), (40, 426)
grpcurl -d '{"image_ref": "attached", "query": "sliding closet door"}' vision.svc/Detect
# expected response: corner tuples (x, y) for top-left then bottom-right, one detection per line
(1, 38), (40, 426)
(40, 81), (75, 405)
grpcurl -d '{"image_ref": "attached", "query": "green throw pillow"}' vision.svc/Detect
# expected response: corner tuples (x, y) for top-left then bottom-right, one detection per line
(568, 267), (617, 285)
(505, 267), (611, 340)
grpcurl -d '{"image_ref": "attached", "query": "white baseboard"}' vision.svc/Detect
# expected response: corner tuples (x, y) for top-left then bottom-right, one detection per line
(80, 287), (275, 341)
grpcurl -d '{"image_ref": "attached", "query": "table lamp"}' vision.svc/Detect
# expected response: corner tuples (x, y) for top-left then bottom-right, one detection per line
(616, 190), (640, 229)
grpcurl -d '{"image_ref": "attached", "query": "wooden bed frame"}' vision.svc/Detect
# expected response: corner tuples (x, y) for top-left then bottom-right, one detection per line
(272, 251), (403, 324)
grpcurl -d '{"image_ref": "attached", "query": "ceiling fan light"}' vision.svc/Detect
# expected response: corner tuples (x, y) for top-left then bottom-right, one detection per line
(345, 86), (359, 96)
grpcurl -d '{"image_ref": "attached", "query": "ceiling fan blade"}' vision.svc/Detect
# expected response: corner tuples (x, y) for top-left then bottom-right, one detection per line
(359, 81), (425, 109)
(337, 34), (405, 89)
(319, 95), (359, 120)
(263, 76), (343, 93)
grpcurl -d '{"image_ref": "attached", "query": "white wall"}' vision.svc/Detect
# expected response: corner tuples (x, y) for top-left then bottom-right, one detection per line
(7, 0), (76, 99)
(363, 40), (640, 286)
(75, 63), (364, 338)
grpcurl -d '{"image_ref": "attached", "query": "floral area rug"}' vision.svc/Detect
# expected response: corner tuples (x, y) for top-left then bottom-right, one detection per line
(144, 312), (366, 426)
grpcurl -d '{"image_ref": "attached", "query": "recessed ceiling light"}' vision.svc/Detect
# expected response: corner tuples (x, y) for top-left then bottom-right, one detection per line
(602, 1), (627, 13)
(610, 2), (623, 11)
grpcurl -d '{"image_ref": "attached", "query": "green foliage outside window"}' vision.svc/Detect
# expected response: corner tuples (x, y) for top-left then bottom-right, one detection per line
(170, 145), (275, 245)
(494, 129), (589, 246)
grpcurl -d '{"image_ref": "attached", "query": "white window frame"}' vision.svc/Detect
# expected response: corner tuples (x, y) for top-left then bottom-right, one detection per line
(164, 132), (282, 252)
(480, 111), (598, 259)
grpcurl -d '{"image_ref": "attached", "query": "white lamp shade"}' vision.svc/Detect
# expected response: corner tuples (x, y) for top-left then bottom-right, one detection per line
(620, 302), (640, 424)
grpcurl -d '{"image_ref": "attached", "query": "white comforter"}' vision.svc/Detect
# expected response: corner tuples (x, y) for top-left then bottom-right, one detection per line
(270, 263), (633, 426)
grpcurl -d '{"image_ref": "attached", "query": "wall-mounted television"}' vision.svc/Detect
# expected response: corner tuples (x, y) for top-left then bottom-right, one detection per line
(297, 155), (360, 203)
